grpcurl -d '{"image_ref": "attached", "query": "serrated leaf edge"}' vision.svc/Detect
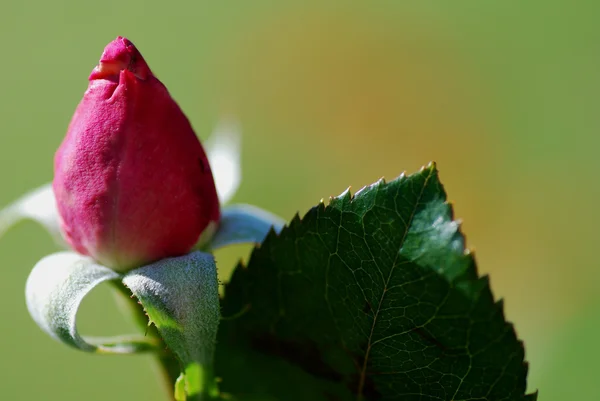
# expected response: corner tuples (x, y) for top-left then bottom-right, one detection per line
(224, 161), (537, 399)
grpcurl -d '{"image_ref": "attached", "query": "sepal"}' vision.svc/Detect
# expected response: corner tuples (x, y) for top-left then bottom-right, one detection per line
(25, 251), (159, 354)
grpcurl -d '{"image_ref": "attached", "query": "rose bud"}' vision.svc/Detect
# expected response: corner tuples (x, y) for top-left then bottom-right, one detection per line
(53, 36), (220, 271)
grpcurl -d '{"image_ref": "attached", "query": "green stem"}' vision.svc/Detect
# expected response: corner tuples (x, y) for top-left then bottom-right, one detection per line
(177, 363), (220, 401)
(111, 281), (182, 400)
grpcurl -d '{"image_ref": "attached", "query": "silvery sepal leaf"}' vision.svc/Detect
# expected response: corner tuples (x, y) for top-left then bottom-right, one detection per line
(206, 117), (242, 205)
(25, 251), (160, 354)
(0, 183), (64, 245)
(207, 203), (286, 251)
(123, 251), (221, 401)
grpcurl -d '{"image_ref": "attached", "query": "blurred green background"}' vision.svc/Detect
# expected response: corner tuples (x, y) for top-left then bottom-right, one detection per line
(0, 1), (597, 399)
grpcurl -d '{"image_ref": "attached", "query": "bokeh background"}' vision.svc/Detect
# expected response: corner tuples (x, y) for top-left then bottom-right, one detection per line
(0, 1), (597, 400)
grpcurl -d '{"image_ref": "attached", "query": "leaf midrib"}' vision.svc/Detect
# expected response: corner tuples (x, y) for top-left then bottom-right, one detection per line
(356, 170), (433, 400)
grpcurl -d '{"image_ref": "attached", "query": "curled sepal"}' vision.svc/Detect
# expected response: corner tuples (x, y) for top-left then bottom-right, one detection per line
(206, 117), (242, 205)
(0, 183), (63, 245)
(207, 204), (286, 251)
(25, 251), (160, 354)
(123, 251), (220, 400)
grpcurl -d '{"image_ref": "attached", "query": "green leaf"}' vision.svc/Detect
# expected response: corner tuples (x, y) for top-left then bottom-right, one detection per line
(217, 163), (536, 401)
(123, 251), (221, 401)
(25, 251), (160, 354)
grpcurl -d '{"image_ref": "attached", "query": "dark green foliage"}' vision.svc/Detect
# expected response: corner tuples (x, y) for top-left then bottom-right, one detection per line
(217, 163), (536, 401)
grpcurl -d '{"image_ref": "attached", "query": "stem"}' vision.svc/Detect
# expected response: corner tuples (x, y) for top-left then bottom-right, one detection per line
(111, 281), (181, 399)
(180, 363), (220, 401)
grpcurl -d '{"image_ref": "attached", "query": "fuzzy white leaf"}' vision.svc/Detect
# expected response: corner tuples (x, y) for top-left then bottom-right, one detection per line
(0, 183), (64, 245)
(123, 251), (220, 398)
(206, 118), (242, 205)
(25, 251), (159, 354)
(209, 204), (286, 251)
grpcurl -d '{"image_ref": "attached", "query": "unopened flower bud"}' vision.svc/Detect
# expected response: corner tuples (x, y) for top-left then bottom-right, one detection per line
(53, 37), (220, 271)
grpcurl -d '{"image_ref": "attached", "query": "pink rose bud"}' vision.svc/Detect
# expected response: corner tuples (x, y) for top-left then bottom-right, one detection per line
(53, 37), (220, 270)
